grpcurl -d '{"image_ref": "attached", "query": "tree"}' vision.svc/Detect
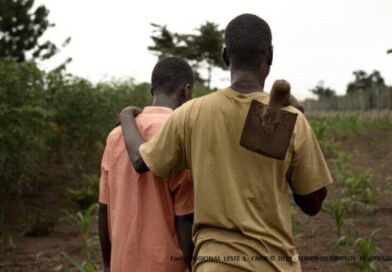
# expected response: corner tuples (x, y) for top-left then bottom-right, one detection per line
(309, 81), (336, 99)
(0, 0), (70, 62)
(185, 22), (225, 88)
(148, 23), (181, 59)
(346, 70), (385, 94)
(148, 22), (226, 88)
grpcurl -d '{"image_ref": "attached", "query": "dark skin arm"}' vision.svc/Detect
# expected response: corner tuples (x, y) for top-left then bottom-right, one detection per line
(175, 213), (194, 270)
(119, 107), (149, 174)
(118, 96), (305, 175)
(119, 102), (324, 216)
(293, 187), (327, 216)
(98, 203), (111, 272)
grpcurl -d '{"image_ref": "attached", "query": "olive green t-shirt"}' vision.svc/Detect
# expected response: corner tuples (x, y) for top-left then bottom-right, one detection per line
(140, 88), (333, 272)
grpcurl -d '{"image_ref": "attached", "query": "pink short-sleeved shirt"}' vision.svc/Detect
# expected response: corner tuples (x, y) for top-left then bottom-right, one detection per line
(99, 106), (194, 272)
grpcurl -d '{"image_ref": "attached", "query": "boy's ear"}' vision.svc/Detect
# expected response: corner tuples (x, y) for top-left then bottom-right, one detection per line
(183, 83), (193, 99)
(267, 46), (273, 66)
(222, 47), (230, 67)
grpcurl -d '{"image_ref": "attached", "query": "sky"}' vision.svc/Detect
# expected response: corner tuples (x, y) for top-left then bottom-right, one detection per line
(38, 0), (392, 100)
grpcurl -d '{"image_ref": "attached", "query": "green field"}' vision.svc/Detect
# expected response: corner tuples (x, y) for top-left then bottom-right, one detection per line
(1, 60), (392, 272)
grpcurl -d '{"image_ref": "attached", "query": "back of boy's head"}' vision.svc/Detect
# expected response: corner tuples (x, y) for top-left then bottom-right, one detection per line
(151, 57), (194, 95)
(225, 14), (272, 71)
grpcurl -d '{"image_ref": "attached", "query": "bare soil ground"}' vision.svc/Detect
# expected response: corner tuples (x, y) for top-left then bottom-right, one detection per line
(295, 127), (392, 271)
(1, 127), (391, 272)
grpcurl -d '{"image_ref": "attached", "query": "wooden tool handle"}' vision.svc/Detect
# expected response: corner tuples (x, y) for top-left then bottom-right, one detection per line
(261, 80), (291, 131)
(268, 80), (291, 110)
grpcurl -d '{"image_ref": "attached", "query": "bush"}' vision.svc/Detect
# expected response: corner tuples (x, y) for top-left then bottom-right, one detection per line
(0, 58), (213, 234)
(0, 59), (53, 194)
(68, 175), (100, 209)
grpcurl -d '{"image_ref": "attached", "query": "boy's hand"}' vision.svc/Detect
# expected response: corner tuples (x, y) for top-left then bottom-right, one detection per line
(119, 106), (142, 119)
(284, 94), (305, 113)
(117, 106), (142, 125)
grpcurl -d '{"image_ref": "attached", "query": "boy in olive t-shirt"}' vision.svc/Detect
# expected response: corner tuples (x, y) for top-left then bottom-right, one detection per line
(119, 14), (333, 272)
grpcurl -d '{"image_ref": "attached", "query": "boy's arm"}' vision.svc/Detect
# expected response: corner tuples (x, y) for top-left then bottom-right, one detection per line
(119, 106), (150, 173)
(175, 213), (194, 270)
(288, 113), (333, 216)
(292, 187), (327, 216)
(98, 203), (111, 272)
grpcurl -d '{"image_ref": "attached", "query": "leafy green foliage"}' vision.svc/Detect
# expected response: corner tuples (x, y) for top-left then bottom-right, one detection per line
(291, 206), (298, 233)
(62, 252), (98, 272)
(332, 235), (351, 255)
(344, 170), (377, 212)
(309, 81), (336, 99)
(0, 0), (70, 62)
(50, 76), (152, 170)
(354, 230), (380, 272)
(0, 59), (152, 235)
(334, 150), (352, 182)
(148, 21), (226, 86)
(0, 58), (213, 235)
(347, 70), (385, 94)
(325, 198), (351, 237)
(309, 115), (392, 139)
(63, 204), (98, 270)
(0, 59), (53, 194)
(68, 175), (99, 209)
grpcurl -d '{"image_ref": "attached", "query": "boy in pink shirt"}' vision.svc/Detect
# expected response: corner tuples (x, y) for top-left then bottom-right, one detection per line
(98, 57), (194, 272)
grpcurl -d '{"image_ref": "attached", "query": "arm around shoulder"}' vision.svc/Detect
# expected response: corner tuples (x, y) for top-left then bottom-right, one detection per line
(119, 106), (150, 173)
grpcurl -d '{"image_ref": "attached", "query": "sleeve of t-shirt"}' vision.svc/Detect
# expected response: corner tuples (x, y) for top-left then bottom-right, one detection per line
(99, 134), (112, 204)
(139, 104), (189, 178)
(169, 170), (194, 216)
(288, 113), (333, 195)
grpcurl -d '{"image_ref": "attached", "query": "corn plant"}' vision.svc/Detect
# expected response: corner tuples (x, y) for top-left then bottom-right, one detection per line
(345, 170), (373, 196)
(331, 235), (356, 271)
(62, 253), (98, 272)
(311, 119), (329, 141)
(345, 170), (376, 212)
(332, 235), (351, 255)
(291, 206), (298, 233)
(63, 204), (98, 271)
(354, 230), (380, 272)
(325, 198), (352, 238)
(334, 150), (352, 182)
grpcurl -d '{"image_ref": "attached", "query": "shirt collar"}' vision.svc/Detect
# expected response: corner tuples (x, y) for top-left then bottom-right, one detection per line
(142, 106), (174, 114)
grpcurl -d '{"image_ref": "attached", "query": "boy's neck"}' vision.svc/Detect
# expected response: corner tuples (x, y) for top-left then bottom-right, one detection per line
(230, 70), (266, 94)
(152, 95), (179, 110)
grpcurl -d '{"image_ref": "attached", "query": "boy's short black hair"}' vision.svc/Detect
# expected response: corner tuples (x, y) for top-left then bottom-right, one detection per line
(151, 57), (194, 94)
(224, 14), (272, 71)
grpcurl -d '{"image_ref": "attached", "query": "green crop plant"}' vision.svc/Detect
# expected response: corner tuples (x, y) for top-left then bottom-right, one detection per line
(62, 253), (98, 272)
(63, 204), (98, 271)
(344, 170), (376, 212)
(334, 150), (352, 182)
(332, 235), (351, 255)
(310, 118), (329, 141)
(345, 170), (373, 196)
(68, 175), (100, 209)
(325, 198), (352, 238)
(354, 230), (380, 272)
(291, 206), (298, 233)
